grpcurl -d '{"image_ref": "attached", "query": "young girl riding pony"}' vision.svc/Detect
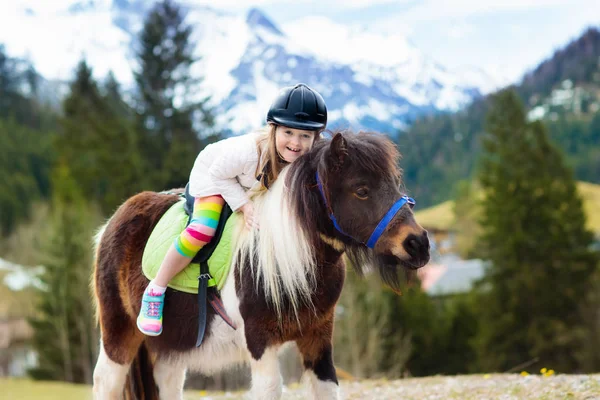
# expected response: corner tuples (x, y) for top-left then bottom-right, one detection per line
(137, 83), (328, 336)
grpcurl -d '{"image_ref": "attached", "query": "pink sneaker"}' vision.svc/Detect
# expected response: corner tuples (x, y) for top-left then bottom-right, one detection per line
(136, 289), (165, 336)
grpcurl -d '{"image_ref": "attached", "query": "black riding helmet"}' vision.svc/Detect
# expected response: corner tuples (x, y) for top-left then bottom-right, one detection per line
(266, 83), (327, 131)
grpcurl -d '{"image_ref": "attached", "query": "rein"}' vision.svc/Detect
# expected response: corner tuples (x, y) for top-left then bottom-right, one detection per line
(315, 171), (415, 249)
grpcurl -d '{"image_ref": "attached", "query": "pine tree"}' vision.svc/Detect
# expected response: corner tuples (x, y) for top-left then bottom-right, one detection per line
(103, 71), (132, 119)
(28, 164), (99, 383)
(473, 89), (599, 372)
(134, 0), (215, 189)
(98, 71), (147, 211)
(0, 46), (56, 235)
(58, 60), (145, 214)
(0, 45), (49, 129)
(0, 118), (54, 236)
(59, 60), (105, 188)
(578, 267), (600, 371)
(0, 45), (20, 113)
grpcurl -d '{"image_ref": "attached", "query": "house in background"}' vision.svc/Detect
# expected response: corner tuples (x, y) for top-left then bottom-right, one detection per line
(413, 201), (486, 296)
(418, 254), (487, 296)
(0, 318), (36, 376)
(0, 259), (39, 377)
(414, 181), (600, 297)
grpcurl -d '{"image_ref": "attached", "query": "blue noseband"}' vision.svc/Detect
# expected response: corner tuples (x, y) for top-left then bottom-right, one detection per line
(316, 171), (415, 249)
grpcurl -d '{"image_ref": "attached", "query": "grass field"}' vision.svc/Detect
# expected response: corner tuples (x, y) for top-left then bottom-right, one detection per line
(2, 378), (93, 400)
(0, 378), (239, 400)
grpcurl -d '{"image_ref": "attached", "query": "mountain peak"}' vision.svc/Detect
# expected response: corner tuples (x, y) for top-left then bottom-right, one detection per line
(0, 4), (486, 136)
(246, 8), (282, 36)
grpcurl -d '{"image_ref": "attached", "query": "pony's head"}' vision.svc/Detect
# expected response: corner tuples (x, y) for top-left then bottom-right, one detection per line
(237, 130), (430, 319)
(290, 130), (430, 289)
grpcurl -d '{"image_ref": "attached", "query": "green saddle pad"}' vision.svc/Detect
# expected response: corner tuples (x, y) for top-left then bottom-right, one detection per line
(142, 200), (239, 294)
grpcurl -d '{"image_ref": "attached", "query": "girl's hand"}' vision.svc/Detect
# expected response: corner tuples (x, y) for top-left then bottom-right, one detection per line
(240, 202), (259, 230)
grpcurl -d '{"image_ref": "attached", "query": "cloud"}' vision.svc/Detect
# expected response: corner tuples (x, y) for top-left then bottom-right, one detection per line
(282, 16), (419, 66)
(181, 0), (588, 16)
(2, 0), (111, 13)
(4, 0), (577, 19)
(184, 0), (408, 10)
(326, 0), (405, 8)
(447, 23), (475, 40)
(365, 0), (598, 43)
(394, 0), (572, 22)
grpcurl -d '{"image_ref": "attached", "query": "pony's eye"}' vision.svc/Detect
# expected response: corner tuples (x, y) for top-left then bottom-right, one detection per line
(354, 187), (369, 199)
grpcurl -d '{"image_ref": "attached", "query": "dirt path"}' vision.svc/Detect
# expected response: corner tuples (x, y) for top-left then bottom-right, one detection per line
(185, 374), (600, 400)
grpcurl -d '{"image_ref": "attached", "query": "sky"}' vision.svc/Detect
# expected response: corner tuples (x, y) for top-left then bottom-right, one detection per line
(0, 0), (598, 86)
(196, 0), (600, 84)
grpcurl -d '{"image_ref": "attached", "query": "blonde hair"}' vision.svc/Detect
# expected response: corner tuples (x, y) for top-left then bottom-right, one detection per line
(255, 123), (320, 190)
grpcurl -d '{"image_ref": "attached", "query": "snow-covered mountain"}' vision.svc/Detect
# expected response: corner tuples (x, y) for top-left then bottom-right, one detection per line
(0, 1), (499, 135)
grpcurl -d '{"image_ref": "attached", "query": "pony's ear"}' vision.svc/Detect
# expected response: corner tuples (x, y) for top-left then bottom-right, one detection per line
(330, 132), (348, 170)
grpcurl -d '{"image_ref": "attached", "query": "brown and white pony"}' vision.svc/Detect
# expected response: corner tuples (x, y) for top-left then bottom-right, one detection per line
(92, 131), (430, 399)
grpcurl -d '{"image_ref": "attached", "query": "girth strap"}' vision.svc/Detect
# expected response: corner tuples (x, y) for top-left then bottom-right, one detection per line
(195, 261), (238, 347)
(196, 264), (210, 347)
(184, 183), (237, 348)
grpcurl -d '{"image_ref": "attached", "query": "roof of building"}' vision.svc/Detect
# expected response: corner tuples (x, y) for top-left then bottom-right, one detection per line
(418, 255), (487, 296)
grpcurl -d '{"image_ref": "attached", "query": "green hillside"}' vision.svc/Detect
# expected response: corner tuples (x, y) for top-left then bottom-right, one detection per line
(400, 27), (600, 207)
(415, 181), (600, 235)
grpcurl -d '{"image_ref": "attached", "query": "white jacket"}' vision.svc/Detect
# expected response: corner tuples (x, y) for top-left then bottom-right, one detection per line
(188, 132), (262, 211)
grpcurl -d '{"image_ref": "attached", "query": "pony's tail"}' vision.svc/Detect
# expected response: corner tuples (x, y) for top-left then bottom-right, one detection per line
(124, 343), (159, 400)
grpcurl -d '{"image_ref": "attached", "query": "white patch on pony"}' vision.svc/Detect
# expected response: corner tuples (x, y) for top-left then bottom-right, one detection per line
(303, 370), (340, 400)
(93, 340), (130, 400)
(153, 360), (186, 400)
(248, 346), (283, 400)
(92, 222), (109, 324)
(319, 233), (345, 252)
(237, 166), (316, 320)
(166, 267), (249, 375)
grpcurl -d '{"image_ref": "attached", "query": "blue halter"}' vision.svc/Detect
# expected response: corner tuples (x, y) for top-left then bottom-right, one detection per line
(315, 171), (415, 249)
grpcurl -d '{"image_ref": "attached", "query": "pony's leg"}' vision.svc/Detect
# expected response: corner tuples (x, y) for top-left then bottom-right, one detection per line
(297, 326), (340, 400)
(93, 339), (131, 400)
(153, 359), (186, 400)
(247, 347), (283, 400)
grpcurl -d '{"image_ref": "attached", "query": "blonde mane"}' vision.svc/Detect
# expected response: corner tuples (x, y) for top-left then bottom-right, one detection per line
(234, 166), (316, 320)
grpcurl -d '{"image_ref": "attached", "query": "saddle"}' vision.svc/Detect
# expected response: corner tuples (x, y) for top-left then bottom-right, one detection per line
(183, 184), (235, 346)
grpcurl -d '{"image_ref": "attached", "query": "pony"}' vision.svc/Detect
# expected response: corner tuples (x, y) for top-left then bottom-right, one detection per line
(92, 131), (430, 399)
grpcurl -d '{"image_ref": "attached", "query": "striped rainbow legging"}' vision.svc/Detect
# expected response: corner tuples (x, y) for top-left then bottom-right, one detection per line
(174, 195), (225, 258)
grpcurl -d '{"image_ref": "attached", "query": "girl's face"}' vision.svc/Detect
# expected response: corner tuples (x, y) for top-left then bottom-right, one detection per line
(274, 125), (316, 163)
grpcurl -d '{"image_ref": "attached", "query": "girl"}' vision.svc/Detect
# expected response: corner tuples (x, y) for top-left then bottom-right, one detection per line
(137, 83), (328, 336)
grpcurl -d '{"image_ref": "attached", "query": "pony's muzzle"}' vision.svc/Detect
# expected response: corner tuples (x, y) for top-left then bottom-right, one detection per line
(402, 231), (430, 268)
